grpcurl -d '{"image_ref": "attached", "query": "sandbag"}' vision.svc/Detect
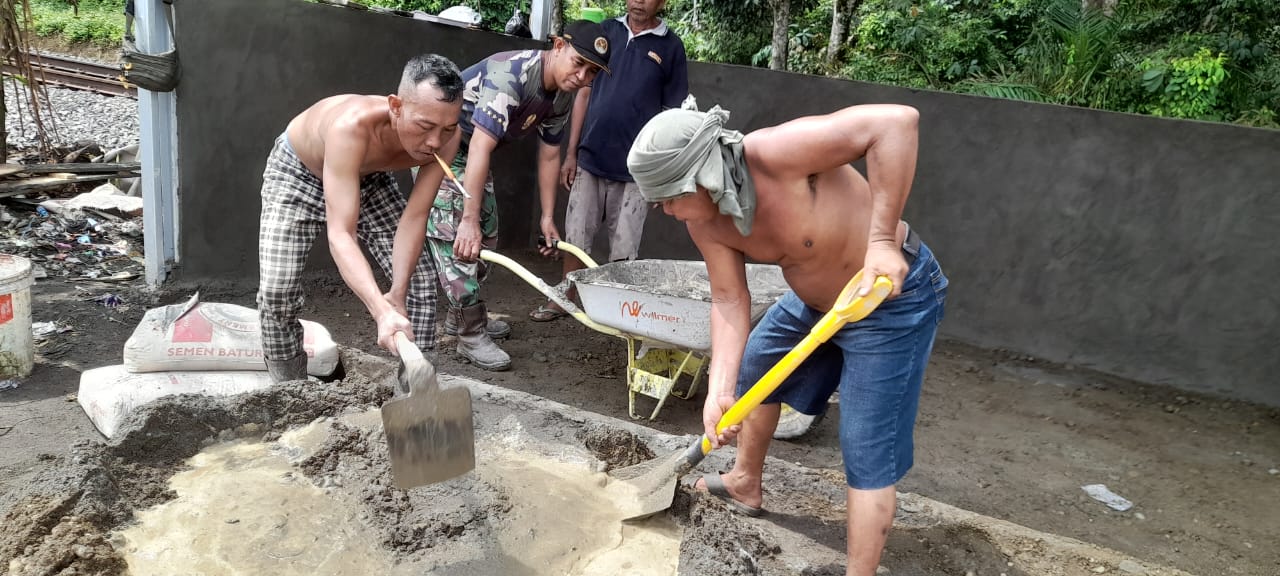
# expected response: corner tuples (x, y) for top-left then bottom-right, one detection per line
(122, 295), (338, 376)
(77, 365), (276, 439)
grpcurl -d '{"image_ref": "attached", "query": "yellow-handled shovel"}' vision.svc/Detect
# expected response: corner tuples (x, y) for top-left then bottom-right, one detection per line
(610, 271), (894, 521)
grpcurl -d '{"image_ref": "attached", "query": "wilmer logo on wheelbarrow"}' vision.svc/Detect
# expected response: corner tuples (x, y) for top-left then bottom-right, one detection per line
(620, 300), (684, 323)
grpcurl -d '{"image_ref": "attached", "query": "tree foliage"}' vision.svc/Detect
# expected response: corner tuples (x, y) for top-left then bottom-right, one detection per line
(308, 0), (1280, 127)
(688, 0), (1279, 127)
(28, 0), (1256, 128)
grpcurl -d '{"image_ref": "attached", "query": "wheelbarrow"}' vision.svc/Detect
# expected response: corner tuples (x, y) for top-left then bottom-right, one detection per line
(479, 241), (788, 420)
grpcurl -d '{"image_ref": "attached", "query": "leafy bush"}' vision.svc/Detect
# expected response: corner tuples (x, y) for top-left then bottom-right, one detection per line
(831, 0), (1277, 127)
(847, 0), (1007, 88)
(1140, 47), (1229, 119)
(30, 0), (126, 47)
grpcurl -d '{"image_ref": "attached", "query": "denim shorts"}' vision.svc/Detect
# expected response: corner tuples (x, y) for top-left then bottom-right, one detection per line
(736, 240), (947, 490)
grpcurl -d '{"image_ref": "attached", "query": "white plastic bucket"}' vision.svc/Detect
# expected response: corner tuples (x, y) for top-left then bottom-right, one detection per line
(0, 254), (33, 379)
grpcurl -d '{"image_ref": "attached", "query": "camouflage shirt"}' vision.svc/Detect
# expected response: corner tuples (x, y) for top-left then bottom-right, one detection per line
(458, 50), (573, 148)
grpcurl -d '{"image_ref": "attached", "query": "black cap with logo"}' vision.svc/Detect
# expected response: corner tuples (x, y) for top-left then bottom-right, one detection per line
(559, 19), (612, 74)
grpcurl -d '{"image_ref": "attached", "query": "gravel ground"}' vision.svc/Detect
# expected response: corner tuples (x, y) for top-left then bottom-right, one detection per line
(3, 84), (138, 152)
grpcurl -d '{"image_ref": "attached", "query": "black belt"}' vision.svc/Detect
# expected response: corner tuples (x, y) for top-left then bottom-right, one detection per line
(902, 223), (921, 266)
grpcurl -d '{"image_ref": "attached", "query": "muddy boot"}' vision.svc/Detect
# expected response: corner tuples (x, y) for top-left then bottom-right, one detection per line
(456, 303), (511, 371)
(444, 305), (511, 339)
(265, 353), (307, 383)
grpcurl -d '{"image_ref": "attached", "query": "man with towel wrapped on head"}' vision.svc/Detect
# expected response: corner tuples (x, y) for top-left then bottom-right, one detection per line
(627, 104), (948, 576)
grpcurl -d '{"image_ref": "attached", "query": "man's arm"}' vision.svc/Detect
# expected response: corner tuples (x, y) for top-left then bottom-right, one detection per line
(455, 58), (520, 261)
(691, 224), (750, 448)
(321, 122), (410, 350)
(537, 139), (562, 253)
(560, 87), (591, 189)
(454, 129), (499, 262)
(746, 104), (920, 296)
(387, 130), (461, 322)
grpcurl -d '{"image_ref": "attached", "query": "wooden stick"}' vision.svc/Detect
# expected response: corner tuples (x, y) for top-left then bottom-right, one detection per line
(0, 174), (119, 197)
(0, 162), (140, 175)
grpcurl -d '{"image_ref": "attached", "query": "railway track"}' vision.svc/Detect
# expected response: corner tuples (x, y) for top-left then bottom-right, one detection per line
(3, 52), (137, 98)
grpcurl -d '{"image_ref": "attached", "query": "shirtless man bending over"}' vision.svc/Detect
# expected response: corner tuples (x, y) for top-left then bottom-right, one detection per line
(627, 104), (948, 576)
(257, 54), (464, 382)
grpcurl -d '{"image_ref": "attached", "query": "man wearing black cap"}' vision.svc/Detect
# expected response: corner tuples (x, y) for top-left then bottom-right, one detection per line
(426, 20), (611, 371)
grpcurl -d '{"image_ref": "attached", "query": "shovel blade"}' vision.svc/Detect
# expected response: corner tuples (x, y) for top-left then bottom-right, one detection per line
(381, 386), (475, 489)
(610, 450), (688, 521)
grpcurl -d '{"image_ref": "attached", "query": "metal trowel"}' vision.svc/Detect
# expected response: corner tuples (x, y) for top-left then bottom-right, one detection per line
(381, 332), (475, 489)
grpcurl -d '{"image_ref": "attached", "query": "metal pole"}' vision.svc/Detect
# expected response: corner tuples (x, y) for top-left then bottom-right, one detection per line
(137, 0), (179, 287)
(530, 0), (554, 40)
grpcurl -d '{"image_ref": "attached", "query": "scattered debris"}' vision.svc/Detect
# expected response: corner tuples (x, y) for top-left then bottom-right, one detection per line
(1082, 484), (1134, 511)
(0, 379), (19, 391)
(42, 183), (143, 217)
(33, 320), (75, 359)
(93, 293), (125, 308)
(32, 320), (67, 339)
(0, 186), (144, 281)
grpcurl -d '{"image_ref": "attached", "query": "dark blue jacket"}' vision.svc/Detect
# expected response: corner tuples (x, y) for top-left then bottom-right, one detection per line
(577, 17), (689, 182)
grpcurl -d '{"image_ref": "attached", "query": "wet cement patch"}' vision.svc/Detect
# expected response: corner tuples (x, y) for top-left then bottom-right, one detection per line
(1, 348), (1192, 576)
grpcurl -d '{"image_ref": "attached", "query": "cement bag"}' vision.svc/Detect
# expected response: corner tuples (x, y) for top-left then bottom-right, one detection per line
(77, 365), (275, 439)
(123, 294), (338, 376)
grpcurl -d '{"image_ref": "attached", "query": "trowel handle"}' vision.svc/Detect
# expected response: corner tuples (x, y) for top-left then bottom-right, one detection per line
(394, 332), (423, 364)
(393, 332), (439, 396)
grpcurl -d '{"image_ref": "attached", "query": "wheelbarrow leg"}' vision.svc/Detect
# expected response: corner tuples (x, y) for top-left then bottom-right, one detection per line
(626, 340), (708, 420)
(627, 338), (681, 421)
(669, 351), (708, 400)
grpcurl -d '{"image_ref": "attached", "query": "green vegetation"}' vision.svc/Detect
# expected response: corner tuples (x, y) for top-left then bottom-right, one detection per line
(776, 0), (1278, 127)
(30, 0), (125, 48)
(30, 0), (1274, 127)
(357, 0), (1276, 127)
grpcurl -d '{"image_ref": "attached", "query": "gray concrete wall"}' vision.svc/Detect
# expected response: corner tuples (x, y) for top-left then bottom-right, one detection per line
(171, 0), (542, 279)
(170, 0), (1280, 406)
(658, 63), (1280, 406)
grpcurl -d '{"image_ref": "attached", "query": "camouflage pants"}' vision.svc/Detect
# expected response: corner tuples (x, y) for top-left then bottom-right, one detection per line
(426, 155), (499, 308)
(259, 134), (438, 358)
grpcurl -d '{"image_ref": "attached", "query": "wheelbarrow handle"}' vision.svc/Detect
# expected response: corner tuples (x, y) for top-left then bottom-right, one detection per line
(536, 235), (599, 268)
(479, 249), (623, 339)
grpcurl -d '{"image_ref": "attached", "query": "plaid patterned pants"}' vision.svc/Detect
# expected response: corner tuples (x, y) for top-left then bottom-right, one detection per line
(257, 134), (438, 360)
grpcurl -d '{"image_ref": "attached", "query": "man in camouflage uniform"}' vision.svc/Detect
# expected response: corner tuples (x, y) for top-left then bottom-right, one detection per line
(428, 20), (612, 371)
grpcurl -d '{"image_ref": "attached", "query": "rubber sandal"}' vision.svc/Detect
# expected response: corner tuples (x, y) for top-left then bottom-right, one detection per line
(529, 303), (568, 322)
(699, 472), (764, 517)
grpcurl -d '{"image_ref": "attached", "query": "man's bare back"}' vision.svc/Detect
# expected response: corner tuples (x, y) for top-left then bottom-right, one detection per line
(690, 157), (906, 312)
(629, 103), (936, 576)
(285, 95), (428, 180)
